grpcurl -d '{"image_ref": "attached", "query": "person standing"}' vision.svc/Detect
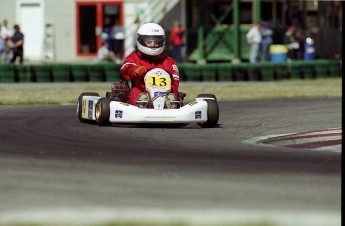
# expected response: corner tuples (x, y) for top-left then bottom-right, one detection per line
(102, 16), (112, 51)
(246, 22), (262, 63)
(0, 24), (4, 61)
(111, 19), (125, 63)
(97, 42), (116, 63)
(260, 22), (273, 61)
(0, 19), (13, 63)
(10, 24), (24, 64)
(293, 27), (305, 60)
(169, 20), (184, 63)
(284, 26), (299, 60)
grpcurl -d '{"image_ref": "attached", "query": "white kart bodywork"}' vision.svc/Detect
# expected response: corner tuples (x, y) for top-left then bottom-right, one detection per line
(79, 95), (210, 124)
(77, 68), (219, 127)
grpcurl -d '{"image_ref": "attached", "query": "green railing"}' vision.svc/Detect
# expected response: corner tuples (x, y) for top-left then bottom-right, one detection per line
(0, 60), (342, 83)
(188, 25), (251, 62)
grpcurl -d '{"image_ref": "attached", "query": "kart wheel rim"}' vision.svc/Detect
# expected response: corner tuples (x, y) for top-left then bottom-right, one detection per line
(95, 104), (101, 120)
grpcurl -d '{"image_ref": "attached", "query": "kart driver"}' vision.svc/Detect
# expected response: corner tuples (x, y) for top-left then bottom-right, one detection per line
(120, 22), (180, 107)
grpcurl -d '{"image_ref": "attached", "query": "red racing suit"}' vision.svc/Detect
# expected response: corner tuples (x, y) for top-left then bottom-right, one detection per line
(120, 51), (180, 105)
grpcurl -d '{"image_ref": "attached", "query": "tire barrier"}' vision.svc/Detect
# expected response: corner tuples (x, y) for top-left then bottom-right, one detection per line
(200, 63), (217, 81)
(70, 64), (87, 82)
(0, 64), (15, 83)
(180, 64), (201, 81)
(288, 61), (303, 79)
(273, 63), (289, 80)
(314, 60), (329, 78)
(88, 65), (104, 82)
(217, 64), (233, 81)
(51, 64), (70, 82)
(15, 64), (33, 82)
(0, 60), (341, 83)
(33, 65), (51, 82)
(103, 64), (122, 82)
(260, 62), (274, 81)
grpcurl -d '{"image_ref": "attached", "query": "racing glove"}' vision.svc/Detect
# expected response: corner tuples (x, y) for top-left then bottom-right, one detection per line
(133, 66), (147, 79)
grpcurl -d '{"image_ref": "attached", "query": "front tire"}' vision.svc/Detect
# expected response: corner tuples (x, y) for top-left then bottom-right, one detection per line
(95, 98), (112, 126)
(77, 92), (99, 123)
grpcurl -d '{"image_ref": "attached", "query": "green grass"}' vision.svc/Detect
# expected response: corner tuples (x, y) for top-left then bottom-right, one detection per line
(182, 78), (342, 101)
(0, 78), (341, 105)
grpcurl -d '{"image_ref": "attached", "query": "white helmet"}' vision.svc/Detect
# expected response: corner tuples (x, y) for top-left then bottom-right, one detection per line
(137, 23), (165, 56)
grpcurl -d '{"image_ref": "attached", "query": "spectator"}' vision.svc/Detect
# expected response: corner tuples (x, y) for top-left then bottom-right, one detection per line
(246, 22), (262, 63)
(102, 16), (112, 51)
(260, 21), (273, 61)
(97, 42), (116, 63)
(284, 26), (299, 60)
(0, 19), (13, 63)
(0, 24), (3, 61)
(111, 19), (125, 63)
(9, 24), (24, 64)
(294, 27), (305, 60)
(169, 20), (184, 63)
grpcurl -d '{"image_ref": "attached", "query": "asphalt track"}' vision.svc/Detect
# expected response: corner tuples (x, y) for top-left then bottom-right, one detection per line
(0, 98), (341, 226)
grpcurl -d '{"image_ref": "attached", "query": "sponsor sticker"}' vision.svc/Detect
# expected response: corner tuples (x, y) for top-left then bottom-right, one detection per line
(189, 101), (197, 106)
(152, 91), (166, 101)
(82, 100), (86, 118)
(115, 110), (123, 118)
(172, 65), (179, 76)
(154, 91), (166, 97)
(88, 100), (93, 119)
(195, 111), (202, 119)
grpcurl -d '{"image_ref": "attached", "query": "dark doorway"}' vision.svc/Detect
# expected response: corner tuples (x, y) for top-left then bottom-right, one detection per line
(79, 5), (97, 54)
(76, 1), (123, 57)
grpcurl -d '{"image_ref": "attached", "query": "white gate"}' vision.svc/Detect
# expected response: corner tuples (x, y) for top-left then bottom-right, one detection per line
(16, 0), (44, 61)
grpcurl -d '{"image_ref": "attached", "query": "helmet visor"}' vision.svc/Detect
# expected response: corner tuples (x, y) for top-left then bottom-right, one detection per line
(137, 35), (165, 48)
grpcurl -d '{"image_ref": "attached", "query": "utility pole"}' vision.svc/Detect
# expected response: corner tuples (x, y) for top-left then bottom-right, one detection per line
(197, 1), (205, 64)
(254, 0), (261, 23)
(232, 0), (240, 63)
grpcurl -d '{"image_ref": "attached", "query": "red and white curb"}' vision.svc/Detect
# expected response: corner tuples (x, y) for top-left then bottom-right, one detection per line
(243, 128), (342, 153)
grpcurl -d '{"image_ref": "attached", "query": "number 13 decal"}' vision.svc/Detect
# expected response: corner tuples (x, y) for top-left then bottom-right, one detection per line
(147, 75), (171, 88)
(152, 77), (167, 86)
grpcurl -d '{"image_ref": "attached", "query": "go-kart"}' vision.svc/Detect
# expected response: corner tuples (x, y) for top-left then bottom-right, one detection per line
(77, 68), (219, 127)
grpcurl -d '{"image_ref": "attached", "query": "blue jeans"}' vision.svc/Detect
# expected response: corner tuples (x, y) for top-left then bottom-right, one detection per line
(0, 40), (4, 52)
(172, 45), (183, 63)
(0, 41), (12, 63)
(261, 43), (271, 61)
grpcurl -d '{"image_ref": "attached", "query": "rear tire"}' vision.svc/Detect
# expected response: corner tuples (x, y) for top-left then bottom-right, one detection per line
(197, 94), (217, 101)
(77, 92), (99, 123)
(198, 95), (219, 128)
(95, 98), (112, 126)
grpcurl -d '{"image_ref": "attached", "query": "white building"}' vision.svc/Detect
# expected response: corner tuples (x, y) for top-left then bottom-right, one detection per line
(0, 0), (184, 62)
